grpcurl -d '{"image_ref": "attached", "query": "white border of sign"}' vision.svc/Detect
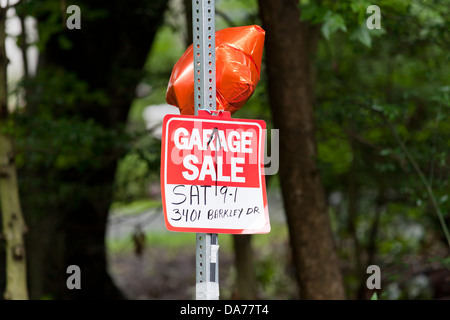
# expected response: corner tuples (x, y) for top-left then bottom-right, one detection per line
(160, 113), (270, 234)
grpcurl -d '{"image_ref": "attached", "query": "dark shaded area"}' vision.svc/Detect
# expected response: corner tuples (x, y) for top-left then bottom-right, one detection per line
(12, 0), (169, 299)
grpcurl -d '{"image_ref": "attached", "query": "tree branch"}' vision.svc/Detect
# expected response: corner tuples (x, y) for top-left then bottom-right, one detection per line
(372, 108), (450, 247)
(0, 5), (8, 120)
(215, 9), (237, 28)
(0, 3), (29, 300)
(346, 129), (408, 170)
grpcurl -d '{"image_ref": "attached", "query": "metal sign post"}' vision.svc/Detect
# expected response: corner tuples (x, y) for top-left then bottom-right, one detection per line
(192, 0), (219, 300)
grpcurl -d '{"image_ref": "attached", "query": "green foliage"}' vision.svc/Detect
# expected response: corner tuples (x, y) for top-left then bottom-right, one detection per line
(144, 25), (185, 86)
(29, 0), (108, 51)
(11, 69), (123, 172)
(299, 0), (427, 47)
(321, 11), (347, 40)
(309, 0), (450, 299)
(8, 63), (132, 220)
(15, 116), (123, 170)
(24, 67), (110, 118)
(112, 135), (161, 203)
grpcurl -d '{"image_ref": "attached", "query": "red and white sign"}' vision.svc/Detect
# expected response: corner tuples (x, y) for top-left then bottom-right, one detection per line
(160, 110), (270, 234)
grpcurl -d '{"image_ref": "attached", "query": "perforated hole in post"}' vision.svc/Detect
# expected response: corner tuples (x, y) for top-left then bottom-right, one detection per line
(192, 0), (216, 113)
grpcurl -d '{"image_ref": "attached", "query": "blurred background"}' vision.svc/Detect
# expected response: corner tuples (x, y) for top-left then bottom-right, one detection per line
(0, 0), (449, 300)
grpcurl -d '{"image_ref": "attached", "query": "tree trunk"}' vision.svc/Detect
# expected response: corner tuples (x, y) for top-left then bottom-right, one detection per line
(357, 183), (384, 299)
(347, 141), (363, 294)
(258, 0), (345, 299)
(183, 0), (193, 46)
(0, 135), (29, 300)
(232, 235), (257, 299)
(0, 6), (29, 300)
(0, 6), (7, 120)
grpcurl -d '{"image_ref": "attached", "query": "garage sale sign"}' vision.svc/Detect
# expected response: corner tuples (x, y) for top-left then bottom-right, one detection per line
(160, 110), (270, 234)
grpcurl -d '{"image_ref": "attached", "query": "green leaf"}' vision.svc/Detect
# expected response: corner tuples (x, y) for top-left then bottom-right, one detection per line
(58, 35), (74, 51)
(441, 256), (450, 268)
(321, 11), (347, 40)
(350, 0), (372, 13)
(370, 292), (378, 300)
(299, 2), (328, 24)
(350, 25), (372, 47)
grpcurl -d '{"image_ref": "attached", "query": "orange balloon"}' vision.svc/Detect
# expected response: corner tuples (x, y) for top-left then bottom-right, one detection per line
(166, 25), (265, 115)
